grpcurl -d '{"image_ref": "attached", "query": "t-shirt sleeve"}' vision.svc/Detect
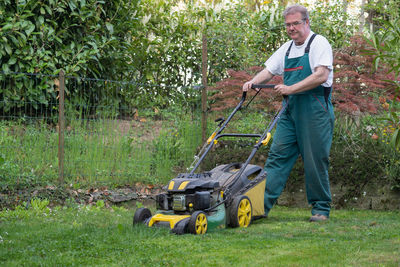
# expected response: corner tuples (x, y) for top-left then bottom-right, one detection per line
(310, 36), (333, 71)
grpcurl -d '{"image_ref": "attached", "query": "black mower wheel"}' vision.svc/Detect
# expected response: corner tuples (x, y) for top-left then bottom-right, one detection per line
(133, 208), (152, 225)
(188, 211), (208, 235)
(229, 195), (252, 228)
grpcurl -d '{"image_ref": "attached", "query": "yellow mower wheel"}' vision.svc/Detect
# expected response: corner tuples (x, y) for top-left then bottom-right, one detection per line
(229, 195), (252, 228)
(188, 211), (208, 235)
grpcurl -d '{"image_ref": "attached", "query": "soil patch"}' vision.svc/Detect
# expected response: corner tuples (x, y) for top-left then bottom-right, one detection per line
(0, 184), (161, 210)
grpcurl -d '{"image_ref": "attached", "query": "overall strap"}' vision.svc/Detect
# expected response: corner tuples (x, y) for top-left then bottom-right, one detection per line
(305, 33), (317, 53)
(285, 41), (294, 57)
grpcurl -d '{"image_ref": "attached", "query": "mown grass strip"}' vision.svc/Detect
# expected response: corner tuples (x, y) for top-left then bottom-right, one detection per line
(1, 203), (399, 266)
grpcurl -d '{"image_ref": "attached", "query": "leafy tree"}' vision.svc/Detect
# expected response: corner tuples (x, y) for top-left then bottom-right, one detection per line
(308, 0), (357, 48)
(0, 0), (138, 77)
(363, 0), (400, 32)
(0, 0), (140, 112)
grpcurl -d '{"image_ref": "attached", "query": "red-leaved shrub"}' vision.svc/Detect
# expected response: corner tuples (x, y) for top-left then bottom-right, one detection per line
(208, 34), (398, 115)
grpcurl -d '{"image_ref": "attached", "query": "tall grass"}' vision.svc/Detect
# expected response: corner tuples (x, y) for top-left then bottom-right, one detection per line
(0, 110), (203, 189)
(0, 120), (59, 188)
(2, 106), (400, 191)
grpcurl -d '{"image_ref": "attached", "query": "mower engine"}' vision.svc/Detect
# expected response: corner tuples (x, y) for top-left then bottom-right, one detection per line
(156, 174), (219, 213)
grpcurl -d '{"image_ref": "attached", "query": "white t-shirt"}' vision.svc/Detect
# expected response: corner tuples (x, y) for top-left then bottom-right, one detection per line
(265, 31), (333, 87)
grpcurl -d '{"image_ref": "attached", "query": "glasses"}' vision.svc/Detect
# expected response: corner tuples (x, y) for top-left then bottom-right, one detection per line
(285, 20), (305, 28)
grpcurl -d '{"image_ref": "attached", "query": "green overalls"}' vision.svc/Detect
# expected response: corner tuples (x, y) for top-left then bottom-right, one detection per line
(264, 34), (335, 217)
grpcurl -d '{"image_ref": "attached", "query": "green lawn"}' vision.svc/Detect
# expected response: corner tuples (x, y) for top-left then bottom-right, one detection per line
(1, 202), (399, 266)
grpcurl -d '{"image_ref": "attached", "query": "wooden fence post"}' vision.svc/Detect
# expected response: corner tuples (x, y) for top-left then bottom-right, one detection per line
(201, 33), (208, 143)
(58, 70), (65, 184)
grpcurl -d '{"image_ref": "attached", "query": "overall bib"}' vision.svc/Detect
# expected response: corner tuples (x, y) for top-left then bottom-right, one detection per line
(264, 34), (335, 217)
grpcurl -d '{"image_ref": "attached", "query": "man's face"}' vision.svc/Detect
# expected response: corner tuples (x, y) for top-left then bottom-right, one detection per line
(285, 12), (310, 44)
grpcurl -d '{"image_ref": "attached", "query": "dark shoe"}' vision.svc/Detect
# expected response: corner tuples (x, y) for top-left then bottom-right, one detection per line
(309, 214), (328, 222)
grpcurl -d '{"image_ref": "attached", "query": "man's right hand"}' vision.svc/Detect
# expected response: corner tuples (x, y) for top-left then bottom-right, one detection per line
(242, 81), (254, 92)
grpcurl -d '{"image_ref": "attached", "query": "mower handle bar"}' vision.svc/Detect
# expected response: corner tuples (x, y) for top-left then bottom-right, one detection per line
(188, 84), (275, 176)
(240, 84), (275, 100)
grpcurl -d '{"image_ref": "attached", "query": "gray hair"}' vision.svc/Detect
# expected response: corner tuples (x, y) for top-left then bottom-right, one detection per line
(283, 5), (309, 21)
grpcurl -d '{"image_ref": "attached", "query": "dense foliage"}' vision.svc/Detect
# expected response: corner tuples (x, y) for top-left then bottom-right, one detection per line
(0, 0), (137, 76)
(1, 0), (359, 112)
(0, 0), (141, 113)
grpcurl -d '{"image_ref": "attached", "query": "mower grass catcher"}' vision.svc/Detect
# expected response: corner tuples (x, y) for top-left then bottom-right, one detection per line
(133, 84), (288, 234)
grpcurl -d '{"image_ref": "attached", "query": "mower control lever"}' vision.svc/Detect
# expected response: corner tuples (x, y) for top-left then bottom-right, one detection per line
(243, 84), (276, 109)
(215, 117), (225, 126)
(251, 84), (276, 89)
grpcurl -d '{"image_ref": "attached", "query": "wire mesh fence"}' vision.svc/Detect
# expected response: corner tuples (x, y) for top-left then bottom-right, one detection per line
(0, 25), (278, 190)
(0, 71), (203, 188)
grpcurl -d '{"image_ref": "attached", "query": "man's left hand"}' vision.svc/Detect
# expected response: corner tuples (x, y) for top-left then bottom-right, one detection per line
(274, 84), (293, 96)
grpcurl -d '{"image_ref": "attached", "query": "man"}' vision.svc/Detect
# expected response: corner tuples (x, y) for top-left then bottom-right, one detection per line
(243, 5), (334, 222)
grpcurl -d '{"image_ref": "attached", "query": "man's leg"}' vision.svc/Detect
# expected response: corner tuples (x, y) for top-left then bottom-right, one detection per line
(297, 95), (334, 218)
(264, 114), (299, 215)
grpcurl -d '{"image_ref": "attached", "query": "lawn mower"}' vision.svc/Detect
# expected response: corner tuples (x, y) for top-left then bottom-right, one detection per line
(133, 84), (288, 234)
